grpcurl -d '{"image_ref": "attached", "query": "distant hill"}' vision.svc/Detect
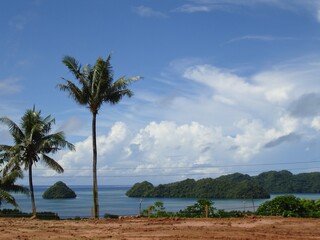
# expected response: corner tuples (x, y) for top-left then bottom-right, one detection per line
(255, 170), (320, 193)
(42, 181), (77, 199)
(126, 170), (320, 199)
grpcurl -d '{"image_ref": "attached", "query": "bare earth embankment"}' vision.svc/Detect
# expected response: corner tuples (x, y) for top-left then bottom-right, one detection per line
(1, 216), (320, 239)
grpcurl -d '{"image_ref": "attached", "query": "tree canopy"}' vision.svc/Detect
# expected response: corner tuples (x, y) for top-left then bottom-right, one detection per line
(127, 171), (320, 199)
(0, 107), (74, 217)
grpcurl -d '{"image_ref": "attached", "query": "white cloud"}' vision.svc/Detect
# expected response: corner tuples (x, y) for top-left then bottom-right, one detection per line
(183, 59), (320, 110)
(175, 0), (320, 23)
(174, 4), (213, 13)
(213, 95), (236, 106)
(183, 64), (261, 96)
(230, 114), (298, 160)
(134, 6), (167, 18)
(311, 116), (320, 130)
(225, 35), (294, 45)
(31, 57), (320, 184)
(51, 121), (233, 181)
(0, 78), (22, 94)
(57, 122), (131, 173)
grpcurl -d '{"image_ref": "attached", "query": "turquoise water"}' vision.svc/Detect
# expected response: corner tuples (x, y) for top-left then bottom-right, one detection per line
(3, 185), (320, 219)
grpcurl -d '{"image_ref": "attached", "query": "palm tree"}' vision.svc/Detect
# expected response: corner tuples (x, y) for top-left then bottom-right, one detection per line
(58, 54), (140, 218)
(0, 107), (75, 217)
(0, 166), (28, 208)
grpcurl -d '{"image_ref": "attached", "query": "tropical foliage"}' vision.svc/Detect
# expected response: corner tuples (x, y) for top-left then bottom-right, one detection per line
(126, 174), (269, 199)
(143, 196), (320, 219)
(255, 170), (320, 193)
(176, 199), (216, 218)
(59, 54), (140, 218)
(0, 166), (28, 208)
(0, 107), (74, 217)
(0, 209), (60, 220)
(127, 171), (320, 199)
(142, 201), (174, 217)
(256, 195), (320, 217)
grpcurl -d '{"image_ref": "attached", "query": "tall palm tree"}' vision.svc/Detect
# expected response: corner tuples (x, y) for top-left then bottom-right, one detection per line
(0, 166), (28, 208)
(0, 107), (75, 217)
(58, 54), (140, 218)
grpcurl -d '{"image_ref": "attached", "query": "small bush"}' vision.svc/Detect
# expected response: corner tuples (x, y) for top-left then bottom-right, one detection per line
(0, 209), (60, 219)
(256, 195), (306, 217)
(104, 213), (119, 219)
(142, 201), (174, 217)
(177, 199), (216, 218)
(216, 210), (253, 218)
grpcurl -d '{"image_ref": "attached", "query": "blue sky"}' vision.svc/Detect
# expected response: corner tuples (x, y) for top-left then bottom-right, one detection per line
(1, 0), (320, 186)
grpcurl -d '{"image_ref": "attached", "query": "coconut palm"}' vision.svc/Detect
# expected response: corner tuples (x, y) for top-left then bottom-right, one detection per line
(0, 166), (28, 208)
(0, 107), (75, 217)
(58, 54), (140, 218)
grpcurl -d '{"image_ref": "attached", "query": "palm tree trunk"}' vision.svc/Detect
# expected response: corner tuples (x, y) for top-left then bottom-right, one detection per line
(28, 164), (36, 217)
(92, 112), (99, 218)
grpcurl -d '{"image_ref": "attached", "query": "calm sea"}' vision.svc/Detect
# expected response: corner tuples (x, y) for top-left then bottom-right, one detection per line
(3, 185), (320, 219)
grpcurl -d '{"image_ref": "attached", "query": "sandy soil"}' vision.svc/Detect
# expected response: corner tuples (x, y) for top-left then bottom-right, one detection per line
(1, 216), (320, 240)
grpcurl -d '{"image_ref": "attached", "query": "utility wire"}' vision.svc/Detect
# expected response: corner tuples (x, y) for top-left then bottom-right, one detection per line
(32, 160), (320, 171)
(35, 166), (320, 178)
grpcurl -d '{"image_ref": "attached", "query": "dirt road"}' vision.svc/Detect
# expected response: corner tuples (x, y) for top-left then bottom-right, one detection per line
(0, 216), (319, 239)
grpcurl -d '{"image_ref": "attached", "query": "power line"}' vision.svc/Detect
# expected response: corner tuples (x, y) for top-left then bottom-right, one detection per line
(32, 160), (320, 171)
(34, 166), (320, 178)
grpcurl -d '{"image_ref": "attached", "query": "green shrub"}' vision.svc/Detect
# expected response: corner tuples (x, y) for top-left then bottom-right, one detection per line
(256, 195), (305, 217)
(216, 209), (253, 218)
(142, 201), (174, 217)
(104, 213), (119, 219)
(177, 199), (216, 218)
(0, 209), (59, 219)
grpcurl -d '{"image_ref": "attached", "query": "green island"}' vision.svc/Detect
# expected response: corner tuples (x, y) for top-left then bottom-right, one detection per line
(126, 170), (320, 199)
(42, 181), (77, 199)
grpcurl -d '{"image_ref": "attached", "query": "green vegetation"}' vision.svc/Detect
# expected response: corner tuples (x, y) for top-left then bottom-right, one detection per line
(142, 201), (175, 217)
(59, 55), (141, 218)
(176, 199), (216, 218)
(143, 196), (320, 218)
(142, 200), (252, 218)
(0, 107), (75, 217)
(0, 166), (28, 208)
(127, 171), (320, 199)
(104, 213), (120, 219)
(256, 170), (320, 193)
(127, 173), (269, 199)
(42, 181), (76, 199)
(0, 209), (60, 220)
(256, 195), (320, 217)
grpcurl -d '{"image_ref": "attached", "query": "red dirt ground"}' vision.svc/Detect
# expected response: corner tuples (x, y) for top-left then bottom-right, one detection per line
(1, 216), (320, 239)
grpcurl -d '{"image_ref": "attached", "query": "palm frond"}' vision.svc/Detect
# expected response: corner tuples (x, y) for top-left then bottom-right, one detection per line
(3, 154), (22, 175)
(58, 79), (89, 105)
(0, 189), (18, 207)
(5, 185), (29, 195)
(103, 76), (141, 104)
(62, 56), (82, 78)
(0, 117), (24, 141)
(62, 56), (91, 89)
(42, 154), (64, 173)
(41, 132), (75, 154)
(83, 64), (93, 80)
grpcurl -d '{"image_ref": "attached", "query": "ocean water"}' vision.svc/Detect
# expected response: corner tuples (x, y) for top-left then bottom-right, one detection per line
(3, 185), (320, 219)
